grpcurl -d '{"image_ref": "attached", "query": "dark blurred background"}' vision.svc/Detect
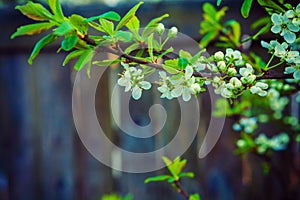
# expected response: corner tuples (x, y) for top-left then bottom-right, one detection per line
(0, 0), (300, 200)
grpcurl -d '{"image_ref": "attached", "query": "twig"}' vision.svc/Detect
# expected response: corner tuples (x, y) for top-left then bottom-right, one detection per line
(174, 180), (190, 199)
(80, 35), (295, 80)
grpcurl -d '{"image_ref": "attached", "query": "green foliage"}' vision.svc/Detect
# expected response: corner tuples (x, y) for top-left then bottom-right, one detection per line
(101, 193), (133, 200)
(10, 0), (300, 198)
(116, 1), (144, 31)
(15, 1), (54, 21)
(145, 157), (200, 199)
(145, 156), (194, 184)
(241, 0), (253, 18)
(28, 34), (58, 64)
(10, 22), (54, 39)
(85, 11), (121, 22)
(189, 194), (201, 200)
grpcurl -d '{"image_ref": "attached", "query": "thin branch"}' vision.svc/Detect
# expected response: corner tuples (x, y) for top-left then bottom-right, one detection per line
(80, 35), (295, 80)
(174, 180), (190, 199)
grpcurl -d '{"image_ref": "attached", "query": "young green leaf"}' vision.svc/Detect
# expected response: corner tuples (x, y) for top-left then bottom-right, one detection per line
(93, 59), (121, 67)
(85, 11), (121, 22)
(147, 33), (154, 61)
(144, 175), (172, 183)
(116, 1), (144, 31)
(63, 49), (85, 66)
(126, 16), (140, 39)
(99, 18), (115, 36)
(142, 13), (169, 38)
(199, 30), (218, 48)
(62, 35), (78, 51)
(217, 0), (222, 6)
(241, 0), (253, 18)
(11, 22), (54, 39)
(203, 2), (217, 17)
(125, 43), (140, 54)
(28, 34), (58, 64)
(252, 23), (271, 40)
(74, 49), (94, 71)
(162, 64), (179, 74)
(178, 58), (189, 70)
(225, 20), (241, 45)
(15, 1), (54, 21)
(54, 21), (74, 36)
(47, 0), (64, 21)
(189, 194), (201, 200)
(178, 172), (195, 179)
(115, 31), (132, 42)
(257, 0), (285, 13)
(179, 50), (193, 61)
(69, 14), (88, 34)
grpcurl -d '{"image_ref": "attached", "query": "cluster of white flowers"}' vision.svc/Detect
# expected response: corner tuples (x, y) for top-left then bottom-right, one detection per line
(209, 51), (268, 98)
(212, 76), (242, 98)
(268, 88), (289, 119)
(233, 117), (258, 134)
(117, 63), (151, 100)
(225, 48), (244, 66)
(157, 65), (201, 101)
(270, 3), (300, 44)
(255, 133), (290, 154)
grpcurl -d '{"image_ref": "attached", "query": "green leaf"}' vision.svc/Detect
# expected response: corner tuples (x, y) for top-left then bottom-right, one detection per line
(179, 50), (192, 61)
(54, 21), (74, 36)
(74, 49), (94, 71)
(15, 1), (54, 21)
(199, 30), (218, 48)
(189, 194), (201, 200)
(227, 20), (241, 44)
(28, 34), (58, 64)
(62, 35), (78, 51)
(125, 43), (140, 54)
(116, 1), (144, 31)
(162, 64), (179, 74)
(190, 49), (206, 64)
(93, 59), (121, 67)
(126, 16), (140, 39)
(99, 19), (115, 36)
(251, 16), (270, 29)
(144, 175), (172, 183)
(47, 0), (64, 20)
(63, 49), (84, 66)
(296, 134), (300, 143)
(178, 58), (189, 70)
(115, 30), (132, 42)
(179, 172), (195, 179)
(252, 23), (272, 40)
(85, 11), (121, 22)
(11, 22), (54, 39)
(203, 3), (217, 16)
(241, 0), (253, 18)
(69, 14), (88, 34)
(148, 33), (154, 61)
(217, 0), (222, 6)
(142, 13), (169, 38)
(257, 0), (285, 13)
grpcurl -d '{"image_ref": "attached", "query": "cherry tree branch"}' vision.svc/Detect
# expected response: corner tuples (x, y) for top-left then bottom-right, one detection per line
(82, 35), (294, 80)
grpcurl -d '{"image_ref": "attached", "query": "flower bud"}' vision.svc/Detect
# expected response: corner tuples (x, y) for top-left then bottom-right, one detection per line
(214, 51), (224, 60)
(156, 23), (165, 35)
(227, 68), (237, 76)
(168, 27), (178, 38)
(217, 61), (227, 72)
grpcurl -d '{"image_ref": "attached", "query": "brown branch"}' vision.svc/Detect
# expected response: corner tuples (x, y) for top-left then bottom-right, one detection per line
(80, 35), (295, 80)
(174, 180), (190, 199)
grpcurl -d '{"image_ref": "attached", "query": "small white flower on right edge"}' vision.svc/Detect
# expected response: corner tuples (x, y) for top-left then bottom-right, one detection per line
(250, 82), (269, 97)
